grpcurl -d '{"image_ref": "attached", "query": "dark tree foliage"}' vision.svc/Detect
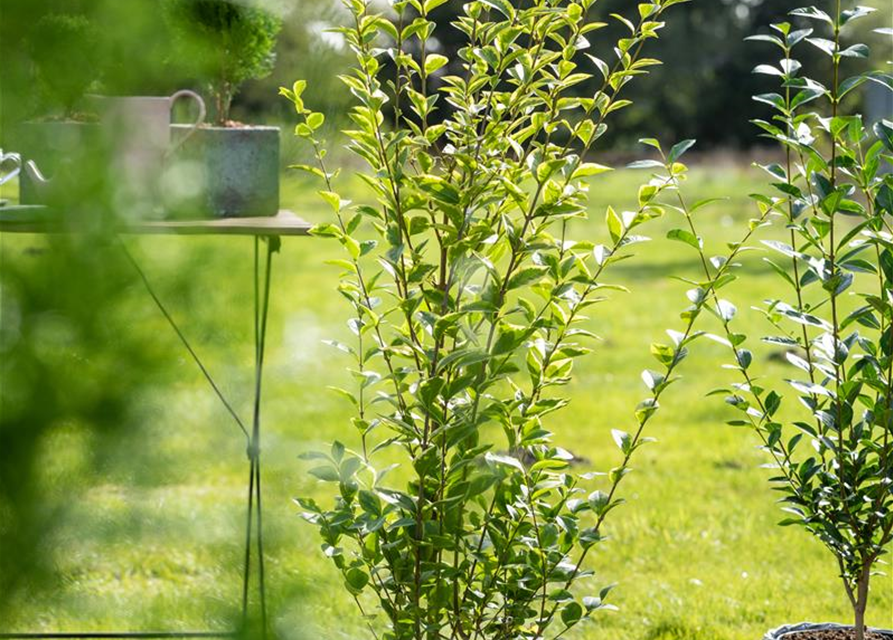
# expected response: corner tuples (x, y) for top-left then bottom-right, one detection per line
(403, 0), (886, 149)
(584, 0), (825, 148)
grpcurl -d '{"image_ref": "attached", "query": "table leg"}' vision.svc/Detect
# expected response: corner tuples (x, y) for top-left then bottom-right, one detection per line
(124, 236), (277, 635)
(240, 236), (277, 638)
(0, 239), (277, 639)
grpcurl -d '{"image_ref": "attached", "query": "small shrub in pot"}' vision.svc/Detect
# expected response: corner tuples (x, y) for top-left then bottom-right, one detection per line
(16, 11), (108, 207)
(165, 0), (282, 217)
(281, 0), (701, 638)
(30, 13), (100, 121)
(650, 3), (893, 638)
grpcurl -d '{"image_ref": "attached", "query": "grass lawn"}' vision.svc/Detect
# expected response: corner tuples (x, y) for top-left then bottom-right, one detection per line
(1, 162), (891, 639)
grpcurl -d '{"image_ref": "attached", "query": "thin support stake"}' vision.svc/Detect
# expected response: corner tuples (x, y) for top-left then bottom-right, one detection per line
(253, 462), (267, 636)
(118, 238), (249, 441)
(240, 456), (256, 628)
(253, 238), (274, 638)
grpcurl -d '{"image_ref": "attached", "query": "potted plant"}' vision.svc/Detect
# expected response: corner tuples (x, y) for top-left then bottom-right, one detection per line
(649, 4), (893, 639)
(16, 11), (107, 207)
(165, 0), (282, 218)
(281, 0), (696, 638)
(14, 4), (210, 218)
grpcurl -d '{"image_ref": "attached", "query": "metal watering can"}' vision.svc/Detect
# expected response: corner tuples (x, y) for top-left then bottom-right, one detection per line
(0, 150), (22, 207)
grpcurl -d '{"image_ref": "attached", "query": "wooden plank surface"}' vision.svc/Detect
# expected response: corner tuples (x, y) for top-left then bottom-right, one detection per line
(0, 206), (313, 237)
(126, 210), (313, 236)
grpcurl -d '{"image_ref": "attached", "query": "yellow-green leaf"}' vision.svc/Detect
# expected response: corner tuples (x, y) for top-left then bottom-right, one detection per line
(424, 54), (449, 75)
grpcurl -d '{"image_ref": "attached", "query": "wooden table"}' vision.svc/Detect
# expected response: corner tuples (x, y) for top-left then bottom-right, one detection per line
(0, 205), (312, 237)
(0, 205), (313, 639)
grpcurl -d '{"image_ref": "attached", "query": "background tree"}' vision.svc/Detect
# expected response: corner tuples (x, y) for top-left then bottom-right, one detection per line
(265, 0), (889, 150)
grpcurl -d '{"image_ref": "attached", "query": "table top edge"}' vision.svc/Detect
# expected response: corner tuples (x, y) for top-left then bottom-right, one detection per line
(0, 207), (315, 237)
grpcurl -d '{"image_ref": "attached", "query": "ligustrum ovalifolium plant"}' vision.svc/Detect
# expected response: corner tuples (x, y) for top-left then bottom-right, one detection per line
(281, 0), (687, 638)
(654, 4), (892, 638)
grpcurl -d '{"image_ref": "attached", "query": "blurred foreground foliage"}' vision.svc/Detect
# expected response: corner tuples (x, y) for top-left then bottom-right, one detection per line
(0, 0), (197, 622)
(0, 229), (167, 608)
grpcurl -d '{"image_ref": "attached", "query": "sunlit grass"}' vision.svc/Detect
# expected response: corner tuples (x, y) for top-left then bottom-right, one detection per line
(1, 163), (891, 639)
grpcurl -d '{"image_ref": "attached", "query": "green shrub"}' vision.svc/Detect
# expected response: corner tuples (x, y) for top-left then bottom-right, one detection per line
(166, 0), (281, 124)
(651, 4), (893, 638)
(281, 0), (695, 638)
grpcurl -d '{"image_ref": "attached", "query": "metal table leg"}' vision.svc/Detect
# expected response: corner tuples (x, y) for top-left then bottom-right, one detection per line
(1, 235), (281, 639)
(240, 236), (279, 638)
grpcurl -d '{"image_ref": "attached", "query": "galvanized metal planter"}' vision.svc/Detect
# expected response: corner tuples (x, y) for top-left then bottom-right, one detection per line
(15, 121), (106, 207)
(169, 124), (280, 218)
(764, 623), (893, 639)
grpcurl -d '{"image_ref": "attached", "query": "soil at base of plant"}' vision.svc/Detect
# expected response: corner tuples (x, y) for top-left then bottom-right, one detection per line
(203, 120), (251, 129)
(787, 630), (889, 640)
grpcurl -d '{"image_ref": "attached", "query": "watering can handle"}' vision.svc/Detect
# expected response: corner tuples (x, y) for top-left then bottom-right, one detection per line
(0, 151), (21, 186)
(24, 160), (52, 197)
(168, 90), (207, 156)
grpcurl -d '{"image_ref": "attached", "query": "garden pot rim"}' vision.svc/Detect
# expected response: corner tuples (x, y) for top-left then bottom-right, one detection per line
(764, 622), (893, 639)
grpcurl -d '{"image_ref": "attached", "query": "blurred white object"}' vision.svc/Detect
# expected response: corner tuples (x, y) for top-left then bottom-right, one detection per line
(96, 91), (206, 217)
(24, 91), (206, 217)
(0, 149), (21, 186)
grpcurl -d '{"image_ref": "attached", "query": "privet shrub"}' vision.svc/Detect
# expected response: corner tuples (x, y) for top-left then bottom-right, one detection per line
(283, 0), (687, 638)
(656, 4), (892, 638)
